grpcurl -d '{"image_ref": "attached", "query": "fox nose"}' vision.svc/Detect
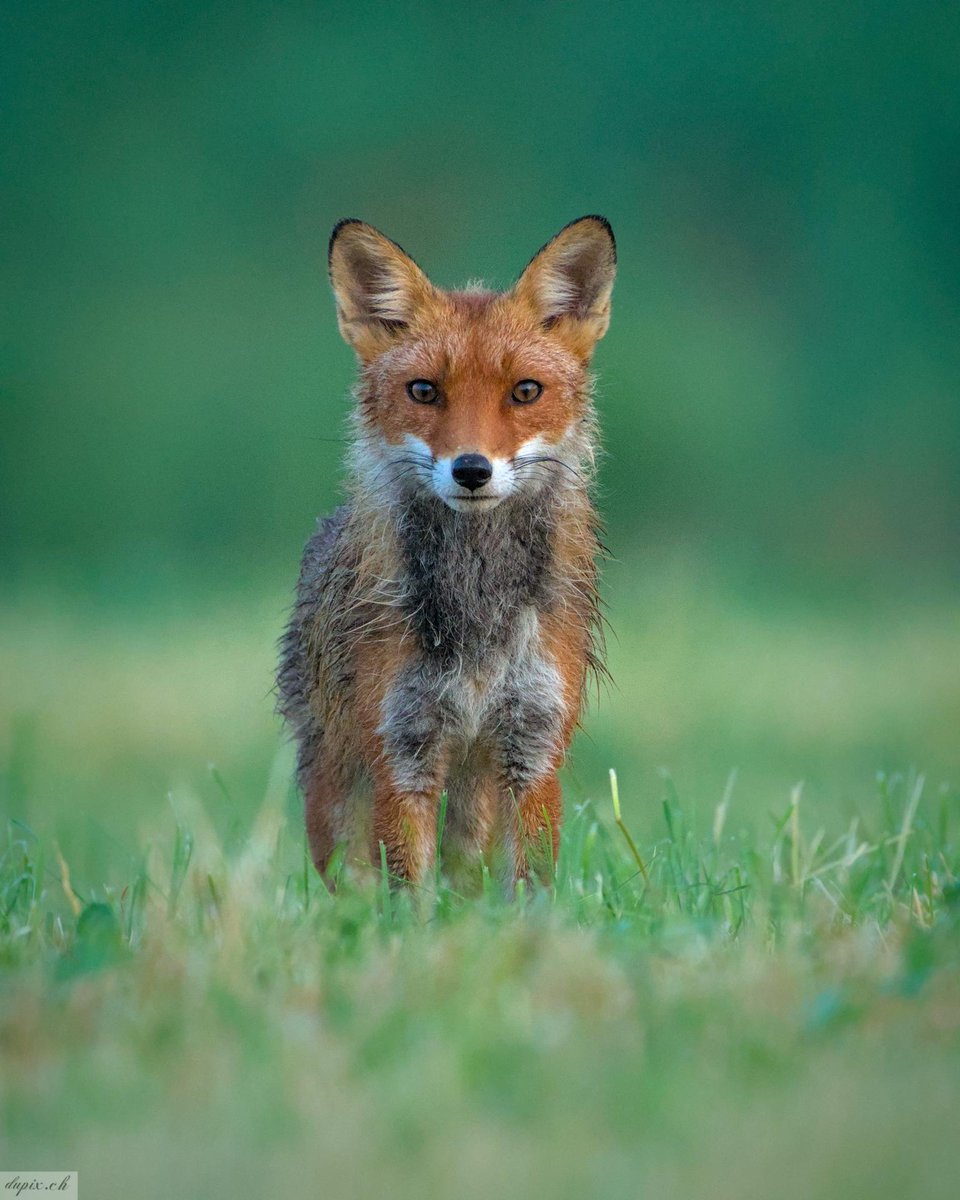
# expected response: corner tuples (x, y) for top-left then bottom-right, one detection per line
(451, 453), (493, 491)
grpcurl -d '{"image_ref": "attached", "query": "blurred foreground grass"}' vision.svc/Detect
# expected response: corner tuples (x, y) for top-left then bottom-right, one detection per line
(1, 570), (959, 1198)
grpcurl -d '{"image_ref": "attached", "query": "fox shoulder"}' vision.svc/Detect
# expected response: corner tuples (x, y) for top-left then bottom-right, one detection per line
(277, 505), (351, 718)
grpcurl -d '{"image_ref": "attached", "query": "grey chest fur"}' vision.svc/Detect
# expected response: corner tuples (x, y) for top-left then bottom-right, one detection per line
(380, 494), (567, 793)
(398, 493), (557, 666)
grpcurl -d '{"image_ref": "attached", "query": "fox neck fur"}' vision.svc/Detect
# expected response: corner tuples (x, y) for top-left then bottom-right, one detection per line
(339, 404), (603, 674)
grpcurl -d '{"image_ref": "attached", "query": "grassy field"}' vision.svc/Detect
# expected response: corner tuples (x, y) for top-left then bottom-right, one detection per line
(1, 571), (959, 1199)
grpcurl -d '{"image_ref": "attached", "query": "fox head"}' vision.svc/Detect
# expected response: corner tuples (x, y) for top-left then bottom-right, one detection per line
(328, 216), (615, 512)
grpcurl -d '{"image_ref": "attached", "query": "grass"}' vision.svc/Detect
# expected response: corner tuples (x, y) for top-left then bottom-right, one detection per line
(1, 574), (959, 1198)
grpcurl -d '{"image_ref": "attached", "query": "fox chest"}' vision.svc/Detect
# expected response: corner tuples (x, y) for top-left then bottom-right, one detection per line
(379, 609), (566, 793)
(397, 494), (557, 666)
(374, 494), (571, 791)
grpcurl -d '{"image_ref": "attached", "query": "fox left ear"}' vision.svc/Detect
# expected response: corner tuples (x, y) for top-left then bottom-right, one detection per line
(328, 219), (438, 360)
(513, 216), (616, 359)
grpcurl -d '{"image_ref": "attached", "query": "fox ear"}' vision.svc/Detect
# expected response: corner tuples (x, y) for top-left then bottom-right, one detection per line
(328, 220), (437, 359)
(513, 216), (616, 358)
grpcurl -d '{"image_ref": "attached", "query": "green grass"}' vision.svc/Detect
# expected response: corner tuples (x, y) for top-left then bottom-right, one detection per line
(1, 577), (959, 1198)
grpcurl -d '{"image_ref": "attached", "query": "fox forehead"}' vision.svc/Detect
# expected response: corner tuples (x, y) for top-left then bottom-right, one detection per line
(381, 290), (579, 377)
(360, 290), (587, 452)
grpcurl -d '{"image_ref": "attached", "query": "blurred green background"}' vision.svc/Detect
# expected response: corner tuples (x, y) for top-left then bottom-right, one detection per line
(2, 1), (959, 868)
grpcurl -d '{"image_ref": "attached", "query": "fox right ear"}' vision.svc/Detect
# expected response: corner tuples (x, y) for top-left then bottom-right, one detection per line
(328, 220), (437, 360)
(513, 216), (616, 360)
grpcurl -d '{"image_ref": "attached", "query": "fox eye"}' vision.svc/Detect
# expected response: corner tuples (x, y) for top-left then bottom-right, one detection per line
(406, 379), (439, 405)
(511, 379), (543, 404)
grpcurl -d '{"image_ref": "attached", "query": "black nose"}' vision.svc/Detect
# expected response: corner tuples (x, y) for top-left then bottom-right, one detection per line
(451, 453), (493, 491)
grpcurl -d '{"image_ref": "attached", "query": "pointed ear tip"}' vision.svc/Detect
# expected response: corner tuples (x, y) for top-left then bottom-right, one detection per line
(574, 214), (617, 260)
(328, 218), (368, 263)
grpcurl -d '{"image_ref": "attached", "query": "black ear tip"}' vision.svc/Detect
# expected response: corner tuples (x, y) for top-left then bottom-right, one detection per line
(576, 214), (616, 261)
(327, 219), (422, 275)
(328, 218), (365, 263)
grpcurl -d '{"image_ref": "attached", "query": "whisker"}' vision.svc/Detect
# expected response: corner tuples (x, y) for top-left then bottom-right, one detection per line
(512, 454), (587, 485)
(366, 460), (432, 490)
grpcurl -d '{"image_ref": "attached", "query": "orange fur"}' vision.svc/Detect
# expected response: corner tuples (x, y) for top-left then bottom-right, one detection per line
(278, 217), (616, 891)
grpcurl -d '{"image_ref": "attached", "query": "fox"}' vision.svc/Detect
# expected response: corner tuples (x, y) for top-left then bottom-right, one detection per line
(277, 215), (616, 890)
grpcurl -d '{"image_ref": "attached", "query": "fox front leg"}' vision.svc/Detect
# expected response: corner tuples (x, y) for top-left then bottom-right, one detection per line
(368, 773), (442, 885)
(374, 664), (452, 885)
(493, 681), (568, 888)
(506, 770), (564, 887)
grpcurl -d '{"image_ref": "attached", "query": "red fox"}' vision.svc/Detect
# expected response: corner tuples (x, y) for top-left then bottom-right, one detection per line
(278, 216), (616, 889)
